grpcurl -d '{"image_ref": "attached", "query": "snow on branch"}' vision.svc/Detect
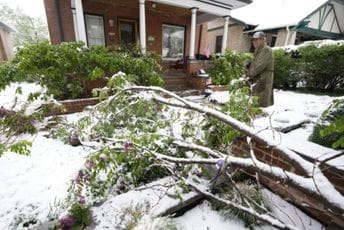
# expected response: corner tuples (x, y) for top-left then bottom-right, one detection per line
(115, 86), (344, 215)
(122, 86), (314, 176)
(185, 179), (300, 230)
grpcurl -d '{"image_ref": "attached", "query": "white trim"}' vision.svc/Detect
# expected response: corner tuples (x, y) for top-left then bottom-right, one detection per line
(221, 16), (229, 55)
(71, 9), (78, 41)
(150, 0), (243, 16)
(189, 8), (197, 59)
(74, 0), (87, 46)
(139, 0), (146, 54)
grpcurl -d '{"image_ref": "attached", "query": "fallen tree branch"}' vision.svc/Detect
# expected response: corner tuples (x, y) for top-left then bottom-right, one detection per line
(185, 179), (300, 230)
(123, 85), (314, 176)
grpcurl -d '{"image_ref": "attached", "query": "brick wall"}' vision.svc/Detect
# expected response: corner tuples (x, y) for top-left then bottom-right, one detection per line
(186, 60), (213, 89)
(44, 0), (199, 56)
(207, 24), (252, 53)
(232, 137), (344, 227)
(48, 98), (100, 115)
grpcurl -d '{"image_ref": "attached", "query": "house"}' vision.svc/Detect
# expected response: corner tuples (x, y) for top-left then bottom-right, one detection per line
(207, 0), (344, 53)
(43, 0), (252, 90)
(0, 21), (15, 62)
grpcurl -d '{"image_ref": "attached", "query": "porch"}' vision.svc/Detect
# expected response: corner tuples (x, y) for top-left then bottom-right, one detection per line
(44, 0), (252, 91)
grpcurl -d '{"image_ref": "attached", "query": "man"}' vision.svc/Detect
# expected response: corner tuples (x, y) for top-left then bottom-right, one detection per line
(247, 31), (274, 107)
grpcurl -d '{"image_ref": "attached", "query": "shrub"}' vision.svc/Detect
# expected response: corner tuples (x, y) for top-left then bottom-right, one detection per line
(299, 45), (344, 92)
(273, 44), (344, 92)
(208, 49), (252, 85)
(309, 98), (344, 149)
(1, 41), (163, 100)
(273, 49), (301, 89)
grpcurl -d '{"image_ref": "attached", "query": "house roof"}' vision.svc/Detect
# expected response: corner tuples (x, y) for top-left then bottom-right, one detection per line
(231, 0), (328, 31)
(0, 21), (15, 33)
(296, 0), (344, 38)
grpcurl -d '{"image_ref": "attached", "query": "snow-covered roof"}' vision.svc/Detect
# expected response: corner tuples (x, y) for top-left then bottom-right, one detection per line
(231, 0), (328, 31)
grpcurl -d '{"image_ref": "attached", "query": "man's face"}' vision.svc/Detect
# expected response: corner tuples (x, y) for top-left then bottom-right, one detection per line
(252, 38), (264, 49)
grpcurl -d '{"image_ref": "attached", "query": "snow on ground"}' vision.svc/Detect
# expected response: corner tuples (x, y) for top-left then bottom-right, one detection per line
(174, 200), (246, 230)
(260, 189), (322, 230)
(0, 83), (337, 229)
(208, 89), (340, 142)
(0, 82), (54, 115)
(0, 134), (91, 229)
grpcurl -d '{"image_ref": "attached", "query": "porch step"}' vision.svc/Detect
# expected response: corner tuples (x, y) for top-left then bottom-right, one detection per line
(163, 76), (189, 91)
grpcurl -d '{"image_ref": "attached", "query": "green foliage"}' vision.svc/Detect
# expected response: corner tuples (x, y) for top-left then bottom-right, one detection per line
(208, 49), (252, 85)
(273, 44), (344, 92)
(321, 117), (344, 149)
(309, 99), (344, 149)
(273, 49), (301, 89)
(0, 108), (39, 157)
(69, 203), (90, 229)
(299, 45), (344, 92)
(202, 78), (261, 149)
(1, 41), (163, 100)
(9, 140), (32, 155)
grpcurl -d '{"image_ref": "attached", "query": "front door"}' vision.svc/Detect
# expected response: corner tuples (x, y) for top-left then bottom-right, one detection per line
(118, 19), (137, 47)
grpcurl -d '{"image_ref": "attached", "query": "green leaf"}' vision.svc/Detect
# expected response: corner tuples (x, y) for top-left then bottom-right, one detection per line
(10, 140), (32, 155)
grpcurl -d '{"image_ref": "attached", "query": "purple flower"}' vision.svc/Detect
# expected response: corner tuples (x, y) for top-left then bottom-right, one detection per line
(59, 215), (75, 229)
(79, 196), (86, 205)
(99, 153), (108, 161)
(216, 159), (225, 169)
(74, 170), (84, 185)
(85, 159), (95, 169)
(30, 119), (39, 129)
(124, 142), (132, 152)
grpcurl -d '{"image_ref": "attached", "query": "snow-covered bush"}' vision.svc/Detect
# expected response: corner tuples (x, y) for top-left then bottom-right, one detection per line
(0, 41), (163, 100)
(310, 98), (344, 149)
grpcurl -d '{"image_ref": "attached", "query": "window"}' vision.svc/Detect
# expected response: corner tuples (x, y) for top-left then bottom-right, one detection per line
(271, 35), (277, 47)
(162, 24), (185, 60)
(85, 14), (105, 46)
(215, 35), (223, 53)
(118, 19), (137, 46)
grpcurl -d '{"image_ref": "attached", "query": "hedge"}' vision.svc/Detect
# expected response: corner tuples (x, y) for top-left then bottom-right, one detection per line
(0, 41), (163, 100)
(273, 44), (344, 92)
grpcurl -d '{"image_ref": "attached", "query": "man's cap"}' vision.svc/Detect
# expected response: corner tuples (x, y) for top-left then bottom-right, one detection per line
(252, 31), (266, 39)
